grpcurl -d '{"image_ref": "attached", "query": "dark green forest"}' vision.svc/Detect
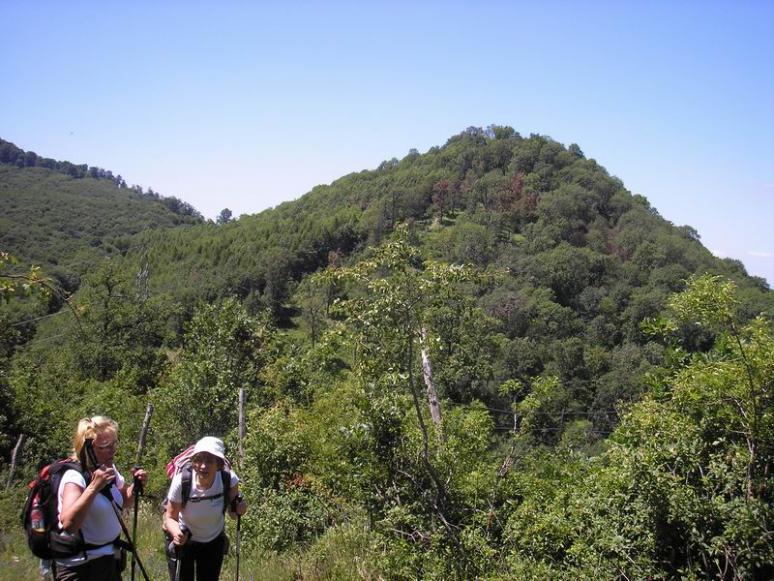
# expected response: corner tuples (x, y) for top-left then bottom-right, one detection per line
(1, 127), (772, 579)
(0, 140), (203, 295)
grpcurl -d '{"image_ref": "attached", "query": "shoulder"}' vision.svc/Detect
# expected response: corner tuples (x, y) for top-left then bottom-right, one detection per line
(169, 471), (185, 490)
(60, 468), (86, 488)
(169, 471), (183, 486)
(225, 469), (239, 488)
(167, 471), (185, 500)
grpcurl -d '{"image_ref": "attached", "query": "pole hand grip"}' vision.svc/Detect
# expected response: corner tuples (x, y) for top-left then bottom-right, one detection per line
(132, 466), (144, 495)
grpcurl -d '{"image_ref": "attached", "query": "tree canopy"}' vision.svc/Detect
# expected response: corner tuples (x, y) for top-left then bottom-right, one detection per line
(1, 127), (772, 578)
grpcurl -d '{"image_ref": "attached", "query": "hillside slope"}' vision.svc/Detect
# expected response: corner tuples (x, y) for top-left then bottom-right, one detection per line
(117, 127), (769, 311)
(16, 126), (772, 430)
(0, 140), (203, 291)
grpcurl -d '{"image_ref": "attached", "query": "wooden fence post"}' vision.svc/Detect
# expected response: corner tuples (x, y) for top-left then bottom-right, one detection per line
(6, 434), (25, 489)
(238, 387), (246, 470)
(136, 403), (154, 465)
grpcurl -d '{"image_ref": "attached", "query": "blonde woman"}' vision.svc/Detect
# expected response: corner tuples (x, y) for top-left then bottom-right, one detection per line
(55, 416), (147, 581)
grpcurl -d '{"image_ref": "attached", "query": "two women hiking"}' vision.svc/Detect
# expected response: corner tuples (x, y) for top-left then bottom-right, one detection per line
(35, 416), (246, 581)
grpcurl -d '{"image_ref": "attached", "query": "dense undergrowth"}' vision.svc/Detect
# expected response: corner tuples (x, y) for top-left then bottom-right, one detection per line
(0, 492), (379, 581)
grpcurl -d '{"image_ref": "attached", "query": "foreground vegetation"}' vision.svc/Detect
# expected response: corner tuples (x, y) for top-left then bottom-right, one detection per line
(1, 127), (772, 578)
(0, 501), (380, 581)
(3, 268), (770, 579)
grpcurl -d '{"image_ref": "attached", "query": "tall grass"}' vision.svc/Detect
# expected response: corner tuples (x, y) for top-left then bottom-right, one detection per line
(1, 501), (377, 580)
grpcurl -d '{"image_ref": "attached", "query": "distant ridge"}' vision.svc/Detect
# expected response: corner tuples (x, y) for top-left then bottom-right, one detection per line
(0, 138), (205, 292)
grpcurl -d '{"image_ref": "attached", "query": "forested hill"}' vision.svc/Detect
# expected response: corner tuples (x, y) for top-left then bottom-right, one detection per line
(3, 127), (773, 579)
(0, 138), (203, 292)
(126, 126), (769, 312)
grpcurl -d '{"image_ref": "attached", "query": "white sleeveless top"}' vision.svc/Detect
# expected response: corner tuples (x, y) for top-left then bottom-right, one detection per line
(55, 466), (124, 565)
(167, 469), (239, 542)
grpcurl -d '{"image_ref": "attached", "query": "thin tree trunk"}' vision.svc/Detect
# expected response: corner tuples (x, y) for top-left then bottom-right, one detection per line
(135, 403), (154, 465)
(420, 327), (443, 435)
(406, 337), (463, 555)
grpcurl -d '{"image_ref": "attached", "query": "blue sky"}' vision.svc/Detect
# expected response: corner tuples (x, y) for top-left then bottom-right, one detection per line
(2, 1), (772, 284)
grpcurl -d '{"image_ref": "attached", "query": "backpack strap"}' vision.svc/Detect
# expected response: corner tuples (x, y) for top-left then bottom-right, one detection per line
(179, 468), (231, 514)
(220, 469), (230, 514)
(83, 538), (121, 551)
(49, 460), (90, 480)
(180, 467), (193, 509)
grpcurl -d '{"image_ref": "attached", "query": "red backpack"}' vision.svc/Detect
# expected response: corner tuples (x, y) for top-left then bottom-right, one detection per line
(21, 459), (115, 558)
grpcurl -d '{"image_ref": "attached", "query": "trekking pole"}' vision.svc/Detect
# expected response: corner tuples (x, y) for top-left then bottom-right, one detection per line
(237, 386), (246, 581)
(236, 512), (242, 581)
(175, 544), (182, 581)
(172, 525), (190, 581)
(131, 403), (153, 581)
(233, 493), (243, 581)
(131, 472), (143, 581)
(110, 497), (151, 581)
(84, 439), (151, 581)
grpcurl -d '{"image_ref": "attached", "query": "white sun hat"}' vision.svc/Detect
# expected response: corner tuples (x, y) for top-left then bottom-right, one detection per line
(192, 436), (226, 462)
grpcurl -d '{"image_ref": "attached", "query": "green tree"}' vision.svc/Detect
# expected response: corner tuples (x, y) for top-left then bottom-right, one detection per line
(312, 226), (502, 575)
(0, 252), (53, 457)
(216, 208), (233, 224)
(502, 275), (774, 579)
(67, 262), (169, 389)
(153, 297), (268, 451)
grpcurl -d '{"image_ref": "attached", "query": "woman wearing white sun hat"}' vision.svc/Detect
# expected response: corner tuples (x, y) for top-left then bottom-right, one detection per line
(163, 436), (247, 581)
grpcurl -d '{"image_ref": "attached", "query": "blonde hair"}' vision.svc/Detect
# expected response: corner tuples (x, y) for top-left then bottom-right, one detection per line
(72, 416), (118, 467)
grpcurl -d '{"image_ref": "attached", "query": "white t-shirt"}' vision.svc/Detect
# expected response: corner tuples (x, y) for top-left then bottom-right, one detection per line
(167, 469), (239, 543)
(55, 466), (124, 566)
